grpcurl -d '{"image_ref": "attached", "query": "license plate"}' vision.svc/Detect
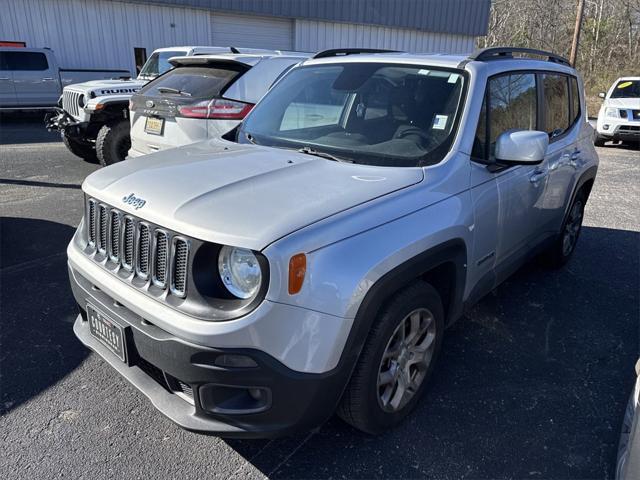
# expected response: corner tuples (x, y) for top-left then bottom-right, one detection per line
(144, 116), (164, 136)
(87, 304), (126, 362)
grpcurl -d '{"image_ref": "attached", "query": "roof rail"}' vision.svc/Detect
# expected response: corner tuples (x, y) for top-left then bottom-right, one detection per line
(465, 47), (571, 66)
(312, 48), (401, 59)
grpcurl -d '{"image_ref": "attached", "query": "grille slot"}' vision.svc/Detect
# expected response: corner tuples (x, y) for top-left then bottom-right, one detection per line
(137, 223), (150, 278)
(121, 217), (135, 270)
(98, 205), (108, 253)
(171, 238), (189, 297)
(84, 198), (191, 297)
(108, 210), (121, 262)
(87, 199), (97, 247)
(62, 90), (81, 117)
(153, 231), (169, 288)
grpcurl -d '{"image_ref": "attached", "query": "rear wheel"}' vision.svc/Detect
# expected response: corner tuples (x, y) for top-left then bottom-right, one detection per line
(337, 281), (444, 434)
(61, 131), (97, 163)
(96, 120), (131, 167)
(543, 191), (586, 268)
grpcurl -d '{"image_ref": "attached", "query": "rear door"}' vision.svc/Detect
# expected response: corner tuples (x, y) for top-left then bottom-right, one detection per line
(129, 64), (249, 155)
(0, 52), (17, 107)
(536, 73), (582, 234)
(7, 50), (61, 106)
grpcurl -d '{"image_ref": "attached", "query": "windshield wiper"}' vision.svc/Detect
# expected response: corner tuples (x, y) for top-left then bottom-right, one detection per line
(157, 87), (191, 97)
(297, 146), (353, 163)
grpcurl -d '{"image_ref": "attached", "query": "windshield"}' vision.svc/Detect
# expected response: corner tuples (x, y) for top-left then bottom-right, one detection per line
(138, 51), (184, 79)
(610, 80), (640, 99)
(239, 63), (466, 167)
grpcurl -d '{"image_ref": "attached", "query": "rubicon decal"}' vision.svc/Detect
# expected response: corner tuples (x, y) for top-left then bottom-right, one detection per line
(122, 193), (146, 209)
(99, 88), (140, 95)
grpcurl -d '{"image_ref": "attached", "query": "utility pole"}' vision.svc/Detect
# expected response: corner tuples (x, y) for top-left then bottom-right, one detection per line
(570, 0), (586, 66)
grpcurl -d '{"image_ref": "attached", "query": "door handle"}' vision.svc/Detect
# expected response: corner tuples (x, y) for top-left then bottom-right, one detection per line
(0, 77), (9, 81)
(42, 77), (54, 81)
(530, 170), (547, 184)
(571, 150), (581, 160)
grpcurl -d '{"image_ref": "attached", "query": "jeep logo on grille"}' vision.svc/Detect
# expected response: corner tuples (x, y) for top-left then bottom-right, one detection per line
(145, 100), (154, 108)
(122, 193), (146, 210)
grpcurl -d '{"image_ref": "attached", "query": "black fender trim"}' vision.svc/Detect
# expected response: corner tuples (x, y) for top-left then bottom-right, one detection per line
(567, 165), (598, 216)
(335, 239), (468, 388)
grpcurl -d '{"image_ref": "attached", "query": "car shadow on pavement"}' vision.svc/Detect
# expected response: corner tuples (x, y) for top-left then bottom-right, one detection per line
(225, 225), (639, 479)
(0, 217), (88, 415)
(0, 111), (61, 145)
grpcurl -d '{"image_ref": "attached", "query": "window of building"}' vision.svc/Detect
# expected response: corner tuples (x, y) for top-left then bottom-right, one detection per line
(134, 48), (147, 75)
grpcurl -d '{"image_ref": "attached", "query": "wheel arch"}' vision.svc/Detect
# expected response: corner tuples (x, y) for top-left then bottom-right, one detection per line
(336, 239), (467, 376)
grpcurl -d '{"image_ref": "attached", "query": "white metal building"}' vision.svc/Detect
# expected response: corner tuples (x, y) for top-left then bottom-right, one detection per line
(0, 0), (490, 76)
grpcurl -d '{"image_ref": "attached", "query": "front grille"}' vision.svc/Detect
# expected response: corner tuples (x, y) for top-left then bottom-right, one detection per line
(137, 223), (150, 278)
(137, 358), (194, 404)
(84, 198), (190, 297)
(122, 217), (135, 270)
(62, 90), (82, 117)
(171, 239), (189, 297)
(108, 210), (121, 262)
(98, 205), (108, 254)
(87, 199), (96, 246)
(620, 125), (640, 132)
(153, 231), (168, 287)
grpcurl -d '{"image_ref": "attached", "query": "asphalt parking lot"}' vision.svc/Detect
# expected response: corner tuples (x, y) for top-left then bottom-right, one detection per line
(1, 114), (638, 479)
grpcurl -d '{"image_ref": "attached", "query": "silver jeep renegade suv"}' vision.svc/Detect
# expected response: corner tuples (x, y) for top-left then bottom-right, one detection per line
(68, 47), (598, 438)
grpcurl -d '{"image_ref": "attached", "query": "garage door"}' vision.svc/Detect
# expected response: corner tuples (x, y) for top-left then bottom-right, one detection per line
(211, 13), (293, 50)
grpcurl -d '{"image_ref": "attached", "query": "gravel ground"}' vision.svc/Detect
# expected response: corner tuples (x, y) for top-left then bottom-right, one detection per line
(1, 116), (638, 479)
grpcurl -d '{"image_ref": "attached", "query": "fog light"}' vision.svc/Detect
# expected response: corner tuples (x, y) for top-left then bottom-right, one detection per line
(603, 124), (610, 130)
(199, 384), (271, 414)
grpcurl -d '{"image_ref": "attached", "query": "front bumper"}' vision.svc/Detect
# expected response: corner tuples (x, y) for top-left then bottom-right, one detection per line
(45, 108), (87, 137)
(69, 263), (353, 438)
(596, 120), (640, 141)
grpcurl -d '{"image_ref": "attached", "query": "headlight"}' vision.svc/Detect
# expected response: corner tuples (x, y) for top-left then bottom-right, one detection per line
(218, 246), (262, 299)
(78, 94), (85, 108)
(605, 107), (619, 118)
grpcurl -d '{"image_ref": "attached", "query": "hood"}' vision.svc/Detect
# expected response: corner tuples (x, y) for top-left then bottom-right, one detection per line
(66, 79), (147, 96)
(83, 141), (423, 251)
(605, 97), (640, 109)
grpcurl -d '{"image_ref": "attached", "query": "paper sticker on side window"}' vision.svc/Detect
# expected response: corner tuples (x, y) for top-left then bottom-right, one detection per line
(432, 114), (448, 130)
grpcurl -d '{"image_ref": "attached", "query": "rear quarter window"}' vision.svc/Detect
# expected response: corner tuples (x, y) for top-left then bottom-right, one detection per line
(543, 74), (570, 138)
(140, 66), (244, 99)
(570, 76), (581, 124)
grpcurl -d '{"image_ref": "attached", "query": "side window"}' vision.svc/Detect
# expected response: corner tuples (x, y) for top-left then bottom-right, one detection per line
(543, 74), (570, 138)
(570, 76), (581, 125)
(472, 73), (537, 161)
(4, 52), (49, 71)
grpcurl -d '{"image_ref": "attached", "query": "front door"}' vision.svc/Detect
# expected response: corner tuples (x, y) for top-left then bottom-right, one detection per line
(0, 52), (16, 107)
(7, 50), (60, 107)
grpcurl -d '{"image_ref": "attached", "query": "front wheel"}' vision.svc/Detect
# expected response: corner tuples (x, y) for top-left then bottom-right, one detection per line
(337, 281), (444, 434)
(96, 120), (131, 167)
(594, 134), (607, 147)
(61, 131), (97, 163)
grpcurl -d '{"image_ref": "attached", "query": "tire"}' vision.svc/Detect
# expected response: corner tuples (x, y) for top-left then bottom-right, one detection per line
(337, 281), (444, 434)
(61, 131), (97, 163)
(543, 191), (586, 268)
(594, 134), (606, 147)
(96, 120), (131, 167)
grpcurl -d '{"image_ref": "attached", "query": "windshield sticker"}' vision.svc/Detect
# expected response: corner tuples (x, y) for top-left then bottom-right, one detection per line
(418, 69), (431, 76)
(432, 114), (448, 130)
(617, 81), (633, 89)
(448, 73), (460, 83)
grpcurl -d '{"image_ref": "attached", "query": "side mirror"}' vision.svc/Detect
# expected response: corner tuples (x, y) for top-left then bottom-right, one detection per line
(495, 130), (549, 165)
(598, 92), (606, 99)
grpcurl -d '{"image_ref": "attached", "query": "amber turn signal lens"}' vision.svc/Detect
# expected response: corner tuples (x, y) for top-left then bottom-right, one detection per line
(288, 253), (306, 295)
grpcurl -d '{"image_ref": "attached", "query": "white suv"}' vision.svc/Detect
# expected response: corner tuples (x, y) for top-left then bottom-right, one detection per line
(68, 47), (597, 438)
(595, 77), (640, 146)
(127, 52), (309, 158)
